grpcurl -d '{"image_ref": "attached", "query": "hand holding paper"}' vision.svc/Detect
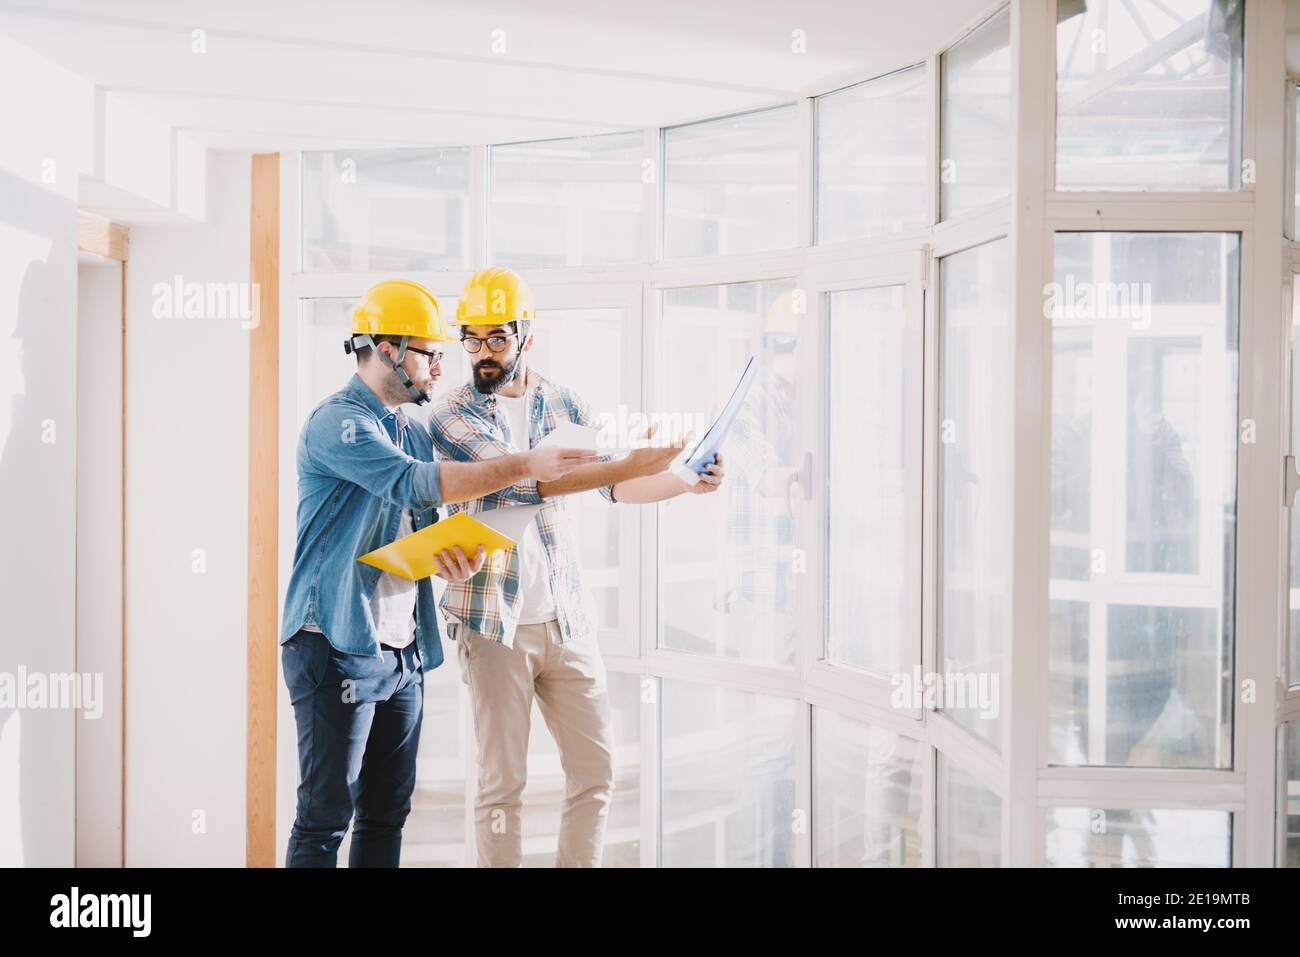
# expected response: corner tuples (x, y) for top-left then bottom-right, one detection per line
(670, 355), (757, 485)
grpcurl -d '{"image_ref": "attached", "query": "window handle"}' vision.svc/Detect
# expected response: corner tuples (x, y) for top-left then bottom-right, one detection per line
(1286, 455), (1300, 507)
(785, 452), (813, 516)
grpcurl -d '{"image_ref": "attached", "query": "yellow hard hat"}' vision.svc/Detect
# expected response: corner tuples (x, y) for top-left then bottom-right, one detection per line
(452, 267), (535, 327)
(351, 279), (456, 343)
(765, 289), (801, 334)
(763, 289), (800, 354)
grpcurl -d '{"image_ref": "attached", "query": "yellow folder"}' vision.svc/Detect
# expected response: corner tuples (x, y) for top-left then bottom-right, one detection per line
(357, 511), (517, 582)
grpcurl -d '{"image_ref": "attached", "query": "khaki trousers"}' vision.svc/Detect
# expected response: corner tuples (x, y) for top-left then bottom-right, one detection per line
(456, 619), (615, 867)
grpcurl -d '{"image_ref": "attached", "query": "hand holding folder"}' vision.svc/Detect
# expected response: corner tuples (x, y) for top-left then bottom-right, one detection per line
(356, 505), (543, 582)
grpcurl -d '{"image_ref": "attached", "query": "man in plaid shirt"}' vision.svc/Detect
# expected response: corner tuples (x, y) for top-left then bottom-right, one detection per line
(429, 267), (726, 867)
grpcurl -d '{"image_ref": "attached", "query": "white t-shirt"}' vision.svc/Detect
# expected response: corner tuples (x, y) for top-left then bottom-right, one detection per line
(496, 391), (557, 625)
(300, 507), (417, 648)
(371, 507), (418, 648)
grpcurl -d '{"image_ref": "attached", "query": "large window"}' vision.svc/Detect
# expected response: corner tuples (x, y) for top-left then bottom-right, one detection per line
(1290, 274), (1300, 690)
(1044, 807), (1231, 867)
(938, 239), (1013, 749)
(659, 678), (798, 867)
(663, 107), (800, 258)
(1056, 0), (1244, 191)
(526, 307), (628, 635)
(1287, 721), (1300, 867)
(283, 0), (1285, 869)
(1048, 232), (1239, 769)
(301, 148), (471, 272)
(813, 709), (924, 867)
(1294, 88), (1300, 237)
(817, 65), (930, 243)
(826, 285), (914, 675)
(940, 7), (1012, 220)
(936, 753), (1001, 867)
(406, 660), (471, 866)
(658, 280), (802, 666)
(489, 132), (644, 267)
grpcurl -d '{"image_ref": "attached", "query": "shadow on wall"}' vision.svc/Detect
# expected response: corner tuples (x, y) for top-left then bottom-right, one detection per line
(0, 163), (77, 867)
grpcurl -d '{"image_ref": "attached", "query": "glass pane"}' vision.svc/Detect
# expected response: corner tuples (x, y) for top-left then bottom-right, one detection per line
(404, 646), (471, 865)
(812, 709), (923, 867)
(660, 678), (797, 867)
(1287, 721), (1300, 867)
(940, 7), (1011, 220)
(1295, 89), (1300, 237)
(301, 148), (470, 272)
(520, 671), (641, 867)
(1045, 807), (1231, 867)
(489, 132), (644, 267)
(817, 65), (929, 243)
(526, 308), (626, 634)
(938, 239), (1012, 748)
(1056, 0), (1243, 191)
(663, 106), (799, 258)
(1048, 232), (1239, 769)
(935, 752), (1001, 867)
(827, 286), (911, 674)
(659, 281), (801, 666)
(1290, 276), (1300, 689)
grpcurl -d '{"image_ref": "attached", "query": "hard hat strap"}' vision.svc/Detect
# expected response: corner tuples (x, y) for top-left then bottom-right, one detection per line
(349, 333), (428, 405)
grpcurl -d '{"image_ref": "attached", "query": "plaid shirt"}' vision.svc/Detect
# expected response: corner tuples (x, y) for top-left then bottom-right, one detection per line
(427, 369), (616, 648)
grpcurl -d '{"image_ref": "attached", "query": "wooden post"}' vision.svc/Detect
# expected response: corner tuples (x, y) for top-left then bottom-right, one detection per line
(247, 153), (280, 867)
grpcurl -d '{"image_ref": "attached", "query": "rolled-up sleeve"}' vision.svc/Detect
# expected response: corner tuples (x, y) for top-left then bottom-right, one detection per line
(303, 401), (441, 509)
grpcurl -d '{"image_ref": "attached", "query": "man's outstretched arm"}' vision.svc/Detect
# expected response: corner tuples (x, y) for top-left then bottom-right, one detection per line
(536, 441), (683, 499)
(440, 447), (597, 504)
(609, 455), (726, 504)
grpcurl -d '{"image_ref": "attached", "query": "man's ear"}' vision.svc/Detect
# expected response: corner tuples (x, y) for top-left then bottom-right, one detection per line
(520, 333), (535, 353)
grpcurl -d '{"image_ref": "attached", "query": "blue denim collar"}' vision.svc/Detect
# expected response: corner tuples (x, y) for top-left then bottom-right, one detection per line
(345, 373), (393, 420)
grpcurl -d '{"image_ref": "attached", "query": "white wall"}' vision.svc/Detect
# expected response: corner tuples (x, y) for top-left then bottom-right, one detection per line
(0, 36), (86, 868)
(123, 150), (250, 866)
(76, 255), (124, 866)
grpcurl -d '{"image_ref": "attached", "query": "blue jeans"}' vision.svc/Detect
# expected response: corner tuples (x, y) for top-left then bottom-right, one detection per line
(282, 629), (424, 867)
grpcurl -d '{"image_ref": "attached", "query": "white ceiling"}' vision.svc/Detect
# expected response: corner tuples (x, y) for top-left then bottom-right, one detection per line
(0, 0), (1001, 152)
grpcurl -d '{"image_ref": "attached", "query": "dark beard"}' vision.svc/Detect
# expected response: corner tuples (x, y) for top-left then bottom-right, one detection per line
(473, 355), (520, 394)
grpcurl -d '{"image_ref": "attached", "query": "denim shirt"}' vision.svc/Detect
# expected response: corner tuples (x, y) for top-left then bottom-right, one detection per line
(280, 374), (445, 671)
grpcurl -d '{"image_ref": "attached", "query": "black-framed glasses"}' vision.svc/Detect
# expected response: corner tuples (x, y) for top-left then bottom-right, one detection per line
(461, 332), (520, 354)
(402, 344), (444, 364)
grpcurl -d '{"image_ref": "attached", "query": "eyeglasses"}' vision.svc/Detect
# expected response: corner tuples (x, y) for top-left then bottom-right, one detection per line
(461, 332), (520, 355)
(402, 345), (444, 364)
(763, 332), (797, 354)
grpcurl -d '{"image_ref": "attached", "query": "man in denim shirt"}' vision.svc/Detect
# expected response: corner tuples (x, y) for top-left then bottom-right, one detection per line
(280, 280), (595, 867)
